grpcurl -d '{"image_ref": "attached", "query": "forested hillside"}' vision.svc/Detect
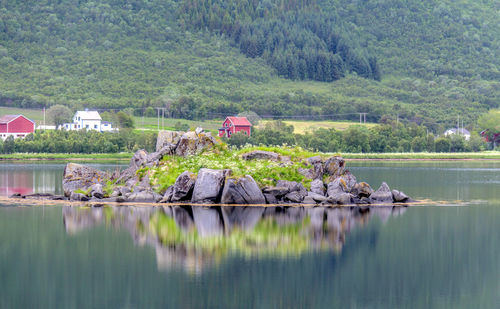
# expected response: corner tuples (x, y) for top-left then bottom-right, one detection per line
(0, 0), (498, 130)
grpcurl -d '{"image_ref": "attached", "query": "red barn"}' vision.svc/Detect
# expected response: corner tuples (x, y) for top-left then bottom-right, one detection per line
(0, 114), (35, 140)
(480, 129), (500, 147)
(218, 116), (252, 138)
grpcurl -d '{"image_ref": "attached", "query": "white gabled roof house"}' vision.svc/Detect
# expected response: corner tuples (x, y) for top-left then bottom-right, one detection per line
(444, 128), (470, 140)
(60, 110), (115, 132)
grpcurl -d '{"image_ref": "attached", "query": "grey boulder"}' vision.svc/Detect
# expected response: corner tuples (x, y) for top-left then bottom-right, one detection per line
(302, 196), (317, 204)
(175, 131), (217, 157)
(70, 192), (90, 201)
(327, 192), (353, 205)
(63, 163), (107, 197)
(191, 168), (226, 203)
(306, 156), (324, 179)
(156, 130), (182, 152)
(221, 175), (265, 204)
(276, 180), (307, 194)
(160, 186), (174, 203)
(171, 171), (197, 202)
(326, 172), (357, 197)
(370, 182), (393, 203)
(146, 144), (176, 166)
(241, 150), (279, 161)
(264, 193), (278, 204)
(90, 184), (104, 199)
(262, 186), (289, 198)
(351, 182), (374, 198)
(392, 190), (410, 203)
(284, 191), (306, 203)
(128, 190), (162, 203)
(310, 179), (325, 195)
(324, 156), (345, 178)
(307, 191), (328, 202)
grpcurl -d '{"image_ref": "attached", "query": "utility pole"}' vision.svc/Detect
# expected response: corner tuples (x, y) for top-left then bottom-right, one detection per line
(157, 108), (160, 131)
(43, 107), (46, 128)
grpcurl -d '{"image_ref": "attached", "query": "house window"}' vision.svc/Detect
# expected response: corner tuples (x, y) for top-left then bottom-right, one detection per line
(225, 123), (228, 127)
(94, 124), (98, 129)
(228, 131), (232, 136)
(229, 123), (232, 127)
(86, 124), (89, 128)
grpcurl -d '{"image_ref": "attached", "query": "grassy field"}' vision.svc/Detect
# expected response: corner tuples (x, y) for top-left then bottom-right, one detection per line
(0, 153), (132, 161)
(259, 119), (377, 134)
(340, 152), (500, 160)
(0, 106), (44, 123)
(133, 116), (222, 133)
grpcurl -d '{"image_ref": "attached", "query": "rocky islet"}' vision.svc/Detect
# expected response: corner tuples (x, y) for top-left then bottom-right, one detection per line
(15, 130), (414, 206)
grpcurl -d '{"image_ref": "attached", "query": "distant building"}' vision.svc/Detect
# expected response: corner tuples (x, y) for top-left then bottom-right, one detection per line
(480, 129), (500, 147)
(60, 110), (115, 132)
(0, 114), (35, 140)
(444, 128), (470, 140)
(36, 125), (56, 130)
(218, 116), (252, 138)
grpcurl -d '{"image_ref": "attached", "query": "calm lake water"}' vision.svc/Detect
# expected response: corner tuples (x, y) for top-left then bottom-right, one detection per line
(0, 160), (499, 308)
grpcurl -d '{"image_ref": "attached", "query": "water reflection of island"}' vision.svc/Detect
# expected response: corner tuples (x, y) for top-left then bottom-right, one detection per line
(63, 205), (406, 273)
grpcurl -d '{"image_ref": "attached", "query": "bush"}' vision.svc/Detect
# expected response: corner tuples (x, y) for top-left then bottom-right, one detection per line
(174, 121), (190, 132)
(435, 137), (451, 152)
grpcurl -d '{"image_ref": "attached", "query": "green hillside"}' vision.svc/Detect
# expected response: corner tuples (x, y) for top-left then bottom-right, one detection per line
(0, 0), (498, 131)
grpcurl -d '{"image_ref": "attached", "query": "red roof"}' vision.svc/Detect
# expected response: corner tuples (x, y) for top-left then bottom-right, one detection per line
(227, 116), (252, 126)
(0, 115), (23, 124)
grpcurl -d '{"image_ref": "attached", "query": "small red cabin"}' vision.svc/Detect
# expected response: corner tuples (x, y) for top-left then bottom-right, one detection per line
(218, 116), (252, 138)
(480, 129), (500, 146)
(0, 114), (35, 140)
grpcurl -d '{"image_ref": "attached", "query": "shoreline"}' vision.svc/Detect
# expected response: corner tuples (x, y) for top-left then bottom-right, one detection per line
(346, 158), (500, 161)
(340, 152), (500, 160)
(0, 153), (132, 161)
(1, 152), (499, 162)
(0, 195), (431, 208)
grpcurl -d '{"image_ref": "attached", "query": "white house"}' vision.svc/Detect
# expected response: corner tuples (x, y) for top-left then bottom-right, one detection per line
(60, 110), (115, 132)
(444, 128), (471, 140)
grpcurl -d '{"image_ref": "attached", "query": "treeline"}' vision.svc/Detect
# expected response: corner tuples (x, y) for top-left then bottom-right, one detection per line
(179, 0), (379, 81)
(227, 121), (487, 153)
(0, 130), (156, 154)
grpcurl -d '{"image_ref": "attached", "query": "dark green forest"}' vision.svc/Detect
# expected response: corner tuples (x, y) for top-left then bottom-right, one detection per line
(0, 0), (499, 130)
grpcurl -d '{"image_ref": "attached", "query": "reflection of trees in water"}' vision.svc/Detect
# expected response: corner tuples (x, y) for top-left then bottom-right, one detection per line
(63, 205), (406, 273)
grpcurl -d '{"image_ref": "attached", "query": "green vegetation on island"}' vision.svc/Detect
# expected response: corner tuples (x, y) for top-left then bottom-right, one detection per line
(150, 145), (317, 193)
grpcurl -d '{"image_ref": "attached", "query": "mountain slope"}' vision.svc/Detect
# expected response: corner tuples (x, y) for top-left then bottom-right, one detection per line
(0, 0), (498, 130)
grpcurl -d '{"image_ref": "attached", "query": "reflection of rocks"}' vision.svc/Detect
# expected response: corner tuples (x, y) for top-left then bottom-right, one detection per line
(263, 206), (306, 225)
(221, 206), (265, 231)
(192, 206), (224, 237)
(62, 204), (408, 273)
